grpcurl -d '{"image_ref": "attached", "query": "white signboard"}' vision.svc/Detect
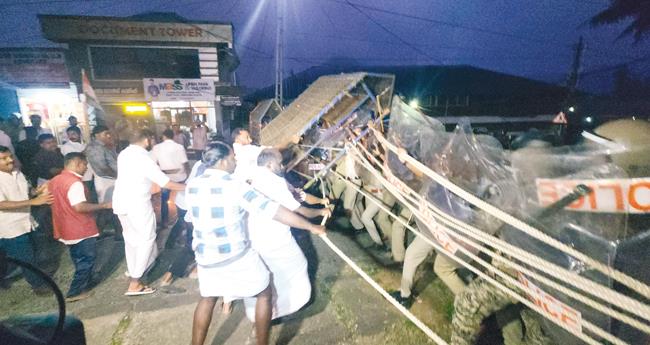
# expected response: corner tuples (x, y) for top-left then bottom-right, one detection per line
(144, 79), (215, 102)
(40, 16), (232, 44)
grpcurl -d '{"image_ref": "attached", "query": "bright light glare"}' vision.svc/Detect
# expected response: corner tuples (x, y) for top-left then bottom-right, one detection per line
(585, 116), (593, 123)
(124, 104), (148, 114)
(568, 106), (576, 112)
(409, 99), (419, 108)
(238, 0), (268, 52)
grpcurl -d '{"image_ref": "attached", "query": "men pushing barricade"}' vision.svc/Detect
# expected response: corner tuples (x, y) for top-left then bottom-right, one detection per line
(243, 148), (331, 321)
(185, 142), (326, 345)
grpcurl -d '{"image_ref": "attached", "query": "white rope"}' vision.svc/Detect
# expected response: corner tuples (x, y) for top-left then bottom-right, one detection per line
(314, 174), (446, 344)
(327, 168), (621, 345)
(370, 127), (650, 300)
(351, 144), (650, 325)
(316, 217), (448, 345)
(353, 147), (650, 326)
(295, 124), (650, 343)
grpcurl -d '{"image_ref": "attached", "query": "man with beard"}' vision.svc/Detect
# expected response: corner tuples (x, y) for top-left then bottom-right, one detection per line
(243, 148), (330, 321)
(49, 152), (112, 302)
(85, 126), (117, 205)
(32, 134), (63, 186)
(0, 145), (52, 294)
(112, 129), (186, 295)
(60, 126), (85, 155)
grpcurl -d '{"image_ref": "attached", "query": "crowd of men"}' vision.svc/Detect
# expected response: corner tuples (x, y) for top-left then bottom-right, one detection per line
(0, 110), (569, 345)
(0, 114), (331, 345)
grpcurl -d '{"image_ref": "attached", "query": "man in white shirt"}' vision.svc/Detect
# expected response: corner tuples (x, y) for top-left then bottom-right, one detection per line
(185, 142), (325, 345)
(230, 128), (297, 182)
(244, 148), (330, 321)
(190, 120), (209, 150)
(151, 129), (189, 226)
(60, 126), (93, 183)
(60, 126), (85, 155)
(112, 129), (186, 295)
(0, 145), (52, 294)
(231, 128), (265, 181)
(59, 116), (82, 144)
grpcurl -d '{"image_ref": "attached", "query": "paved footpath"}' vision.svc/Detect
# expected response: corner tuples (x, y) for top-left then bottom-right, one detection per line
(1, 228), (434, 345)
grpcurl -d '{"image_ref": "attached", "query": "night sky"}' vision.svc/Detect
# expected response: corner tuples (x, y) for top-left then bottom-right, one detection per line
(1, 0), (649, 93)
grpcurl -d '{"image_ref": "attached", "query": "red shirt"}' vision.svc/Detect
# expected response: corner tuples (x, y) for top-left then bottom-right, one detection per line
(49, 170), (99, 241)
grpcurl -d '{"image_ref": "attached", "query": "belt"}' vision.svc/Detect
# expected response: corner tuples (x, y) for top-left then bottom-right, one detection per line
(198, 246), (250, 269)
(162, 168), (183, 174)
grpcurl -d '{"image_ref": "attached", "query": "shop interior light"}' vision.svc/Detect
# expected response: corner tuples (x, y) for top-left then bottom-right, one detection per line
(123, 103), (149, 115)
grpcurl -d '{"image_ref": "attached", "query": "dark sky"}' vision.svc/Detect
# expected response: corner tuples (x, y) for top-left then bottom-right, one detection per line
(1, 0), (649, 93)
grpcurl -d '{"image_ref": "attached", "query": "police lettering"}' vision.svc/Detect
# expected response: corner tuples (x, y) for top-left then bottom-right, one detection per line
(536, 178), (650, 213)
(518, 274), (582, 333)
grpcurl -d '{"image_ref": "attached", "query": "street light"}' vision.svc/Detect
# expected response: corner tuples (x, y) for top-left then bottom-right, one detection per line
(568, 106), (576, 113)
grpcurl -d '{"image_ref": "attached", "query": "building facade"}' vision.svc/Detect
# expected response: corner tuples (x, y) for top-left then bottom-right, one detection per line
(39, 13), (239, 137)
(0, 47), (84, 141)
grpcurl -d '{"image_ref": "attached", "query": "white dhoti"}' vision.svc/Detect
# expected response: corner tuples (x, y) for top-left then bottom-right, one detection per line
(243, 241), (311, 321)
(94, 175), (116, 203)
(117, 205), (158, 279)
(244, 167), (312, 320)
(197, 249), (270, 298)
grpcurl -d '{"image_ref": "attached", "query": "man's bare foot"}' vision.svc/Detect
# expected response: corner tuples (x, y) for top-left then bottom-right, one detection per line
(160, 272), (174, 287)
(222, 301), (233, 314)
(66, 291), (93, 302)
(189, 265), (198, 279)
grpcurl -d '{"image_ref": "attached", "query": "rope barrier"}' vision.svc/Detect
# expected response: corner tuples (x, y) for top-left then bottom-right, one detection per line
(350, 144), (650, 332)
(326, 167), (619, 345)
(351, 143), (650, 326)
(370, 127), (650, 300)
(292, 125), (650, 344)
(316, 211), (449, 345)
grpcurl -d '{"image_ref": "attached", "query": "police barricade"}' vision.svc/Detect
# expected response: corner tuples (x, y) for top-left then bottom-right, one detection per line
(295, 95), (650, 345)
(375, 98), (650, 345)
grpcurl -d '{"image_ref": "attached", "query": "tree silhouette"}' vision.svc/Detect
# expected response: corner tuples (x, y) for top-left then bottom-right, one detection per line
(590, 0), (650, 41)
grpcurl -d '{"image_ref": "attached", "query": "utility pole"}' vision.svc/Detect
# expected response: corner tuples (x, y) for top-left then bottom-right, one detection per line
(274, 0), (284, 107)
(566, 36), (584, 99)
(560, 36), (584, 144)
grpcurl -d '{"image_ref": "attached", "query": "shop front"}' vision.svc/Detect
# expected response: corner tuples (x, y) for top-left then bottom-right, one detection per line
(145, 78), (220, 138)
(39, 13), (238, 139)
(0, 48), (86, 142)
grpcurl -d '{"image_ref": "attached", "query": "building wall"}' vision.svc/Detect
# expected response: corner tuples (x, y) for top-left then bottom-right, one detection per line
(40, 15), (236, 134)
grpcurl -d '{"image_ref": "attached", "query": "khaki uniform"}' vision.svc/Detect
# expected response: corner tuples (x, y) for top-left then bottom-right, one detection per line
(391, 206), (413, 262)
